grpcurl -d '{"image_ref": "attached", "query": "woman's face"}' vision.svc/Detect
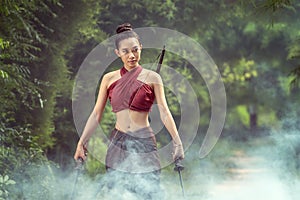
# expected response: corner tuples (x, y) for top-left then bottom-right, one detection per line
(115, 37), (142, 69)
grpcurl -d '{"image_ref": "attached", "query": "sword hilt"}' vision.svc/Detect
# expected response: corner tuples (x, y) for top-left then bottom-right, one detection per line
(75, 146), (87, 170)
(75, 157), (84, 170)
(174, 159), (184, 172)
(156, 45), (165, 73)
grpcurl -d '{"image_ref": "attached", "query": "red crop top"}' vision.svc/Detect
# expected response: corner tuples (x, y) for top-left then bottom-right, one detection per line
(107, 66), (155, 113)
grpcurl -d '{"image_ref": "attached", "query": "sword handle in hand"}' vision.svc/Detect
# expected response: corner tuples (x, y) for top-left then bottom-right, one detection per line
(174, 159), (184, 172)
(75, 157), (84, 170)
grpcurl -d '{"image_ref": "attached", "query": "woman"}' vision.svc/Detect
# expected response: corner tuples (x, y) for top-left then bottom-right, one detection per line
(74, 23), (184, 198)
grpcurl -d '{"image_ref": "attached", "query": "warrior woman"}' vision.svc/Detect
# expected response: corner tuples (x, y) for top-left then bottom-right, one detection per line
(74, 23), (184, 199)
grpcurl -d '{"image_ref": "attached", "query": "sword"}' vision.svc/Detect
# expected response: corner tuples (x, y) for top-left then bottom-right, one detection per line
(156, 46), (186, 197)
(71, 148), (87, 200)
(174, 159), (185, 197)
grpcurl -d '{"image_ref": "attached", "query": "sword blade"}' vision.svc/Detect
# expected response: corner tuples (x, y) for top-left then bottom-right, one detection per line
(178, 170), (185, 197)
(70, 158), (84, 199)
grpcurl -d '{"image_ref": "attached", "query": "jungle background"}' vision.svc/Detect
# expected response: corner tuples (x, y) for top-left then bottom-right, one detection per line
(1, 0), (300, 199)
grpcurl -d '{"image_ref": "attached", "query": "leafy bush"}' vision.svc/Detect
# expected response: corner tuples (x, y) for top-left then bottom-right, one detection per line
(0, 121), (45, 175)
(0, 175), (16, 200)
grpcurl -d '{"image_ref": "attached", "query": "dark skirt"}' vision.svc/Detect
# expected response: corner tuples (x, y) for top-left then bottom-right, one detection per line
(103, 127), (163, 199)
(105, 126), (161, 173)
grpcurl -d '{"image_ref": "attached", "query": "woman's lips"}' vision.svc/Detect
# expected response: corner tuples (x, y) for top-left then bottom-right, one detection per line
(128, 60), (136, 64)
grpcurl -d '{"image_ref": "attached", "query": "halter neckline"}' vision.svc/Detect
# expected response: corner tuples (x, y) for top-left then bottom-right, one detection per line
(120, 66), (141, 76)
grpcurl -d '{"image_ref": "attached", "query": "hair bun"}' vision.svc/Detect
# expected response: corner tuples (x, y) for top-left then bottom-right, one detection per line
(116, 23), (133, 34)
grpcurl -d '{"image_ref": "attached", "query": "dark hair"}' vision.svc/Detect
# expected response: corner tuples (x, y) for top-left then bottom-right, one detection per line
(115, 23), (140, 49)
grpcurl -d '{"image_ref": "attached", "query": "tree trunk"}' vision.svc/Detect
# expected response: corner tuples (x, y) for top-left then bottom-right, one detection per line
(248, 105), (257, 131)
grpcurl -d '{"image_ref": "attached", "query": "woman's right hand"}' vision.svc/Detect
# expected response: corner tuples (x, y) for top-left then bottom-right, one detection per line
(74, 141), (88, 161)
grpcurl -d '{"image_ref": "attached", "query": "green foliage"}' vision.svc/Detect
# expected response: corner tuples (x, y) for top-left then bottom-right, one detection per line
(46, 0), (107, 166)
(98, 0), (178, 31)
(223, 58), (257, 83)
(1, 0), (300, 185)
(236, 105), (250, 127)
(288, 38), (300, 89)
(0, 0), (106, 185)
(0, 175), (16, 200)
(85, 137), (107, 176)
(257, 106), (279, 128)
(0, 121), (45, 175)
(289, 67), (300, 89)
(226, 105), (250, 130)
(0, 0), (58, 150)
(249, 0), (296, 13)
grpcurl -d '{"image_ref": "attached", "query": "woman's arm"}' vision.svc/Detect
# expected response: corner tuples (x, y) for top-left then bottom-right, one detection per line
(152, 72), (184, 161)
(74, 74), (110, 161)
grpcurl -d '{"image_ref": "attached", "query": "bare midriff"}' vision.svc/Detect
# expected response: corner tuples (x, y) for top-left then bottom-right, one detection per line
(115, 109), (150, 132)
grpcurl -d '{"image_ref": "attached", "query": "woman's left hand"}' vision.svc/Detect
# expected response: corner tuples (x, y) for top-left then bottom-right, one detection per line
(172, 141), (184, 161)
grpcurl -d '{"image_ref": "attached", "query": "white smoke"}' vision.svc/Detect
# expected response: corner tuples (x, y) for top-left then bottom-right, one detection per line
(7, 128), (300, 200)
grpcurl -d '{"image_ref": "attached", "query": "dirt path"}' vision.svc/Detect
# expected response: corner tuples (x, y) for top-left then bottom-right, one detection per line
(207, 139), (296, 200)
(163, 137), (299, 200)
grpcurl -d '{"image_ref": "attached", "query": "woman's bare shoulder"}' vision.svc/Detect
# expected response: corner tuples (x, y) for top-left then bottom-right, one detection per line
(102, 69), (121, 89)
(103, 69), (120, 80)
(143, 69), (163, 85)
